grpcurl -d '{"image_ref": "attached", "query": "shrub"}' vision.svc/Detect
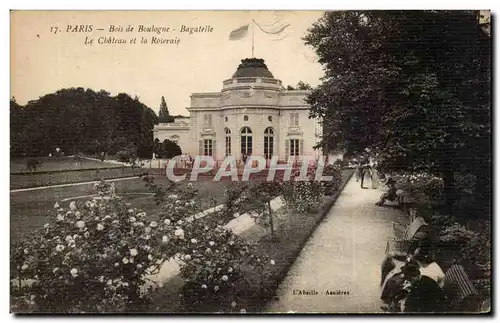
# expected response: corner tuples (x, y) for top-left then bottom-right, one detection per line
(320, 164), (343, 195)
(142, 176), (274, 313)
(281, 164), (324, 213)
(177, 222), (273, 313)
(10, 181), (166, 313)
(26, 158), (42, 172)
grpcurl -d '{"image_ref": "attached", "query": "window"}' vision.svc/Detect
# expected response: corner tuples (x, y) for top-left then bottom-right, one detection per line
(244, 115), (249, 121)
(225, 116), (228, 122)
(289, 139), (300, 156)
(203, 139), (213, 156)
(268, 116), (272, 122)
(204, 114), (213, 127)
(264, 127), (274, 159)
(240, 126), (253, 155)
(225, 128), (231, 156)
(289, 112), (299, 126)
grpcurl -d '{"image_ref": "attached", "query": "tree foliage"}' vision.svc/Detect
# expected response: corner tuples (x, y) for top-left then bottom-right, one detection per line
(10, 88), (158, 159)
(158, 96), (174, 123)
(304, 11), (491, 212)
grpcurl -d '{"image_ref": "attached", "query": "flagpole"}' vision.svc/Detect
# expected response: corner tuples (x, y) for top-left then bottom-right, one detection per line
(251, 20), (255, 58)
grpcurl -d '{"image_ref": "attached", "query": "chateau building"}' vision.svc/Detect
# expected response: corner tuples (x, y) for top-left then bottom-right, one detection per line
(153, 58), (325, 162)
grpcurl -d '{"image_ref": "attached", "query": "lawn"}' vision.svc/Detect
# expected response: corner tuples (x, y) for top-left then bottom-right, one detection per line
(10, 167), (165, 190)
(10, 176), (229, 243)
(10, 156), (123, 174)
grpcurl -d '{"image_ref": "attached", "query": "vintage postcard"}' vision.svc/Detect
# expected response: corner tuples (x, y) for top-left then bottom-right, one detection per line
(10, 10), (491, 314)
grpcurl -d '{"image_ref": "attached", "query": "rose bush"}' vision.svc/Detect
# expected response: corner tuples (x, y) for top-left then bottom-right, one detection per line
(10, 181), (166, 312)
(281, 164), (324, 213)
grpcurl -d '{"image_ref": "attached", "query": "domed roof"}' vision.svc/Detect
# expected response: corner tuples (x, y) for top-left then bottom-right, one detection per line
(232, 58), (274, 78)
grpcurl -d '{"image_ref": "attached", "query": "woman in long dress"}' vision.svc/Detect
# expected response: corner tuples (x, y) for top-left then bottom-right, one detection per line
(372, 167), (380, 189)
(363, 165), (372, 188)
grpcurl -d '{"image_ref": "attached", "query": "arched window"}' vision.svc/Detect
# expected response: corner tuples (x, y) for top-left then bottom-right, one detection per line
(240, 126), (253, 155)
(224, 128), (231, 156)
(264, 127), (274, 160)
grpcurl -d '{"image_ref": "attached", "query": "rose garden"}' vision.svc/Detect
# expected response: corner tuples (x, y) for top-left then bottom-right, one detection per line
(10, 10), (491, 314)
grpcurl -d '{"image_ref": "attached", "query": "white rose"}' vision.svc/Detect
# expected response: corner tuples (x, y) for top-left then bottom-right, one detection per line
(228, 267), (233, 273)
(122, 258), (129, 264)
(56, 214), (64, 221)
(162, 236), (169, 243)
(114, 262), (119, 267)
(137, 264), (142, 269)
(209, 241), (215, 246)
(214, 285), (219, 291)
(177, 220), (183, 225)
(129, 216), (136, 223)
(221, 275), (228, 281)
(84, 232), (90, 238)
(21, 264), (28, 271)
(174, 229), (184, 238)
(191, 238), (197, 244)
(148, 254), (153, 261)
(231, 301), (237, 307)
(55, 244), (65, 252)
(150, 221), (157, 228)
(70, 268), (78, 277)
(240, 309), (246, 313)
(145, 227), (151, 234)
(69, 201), (77, 211)
(270, 260), (275, 265)
(44, 223), (50, 229)
(164, 219), (171, 225)
(107, 279), (113, 285)
(97, 223), (104, 231)
(130, 249), (138, 257)
(76, 221), (85, 229)
(184, 254), (191, 261)
(201, 284), (207, 289)
(52, 267), (59, 273)
(53, 202), (59, 208)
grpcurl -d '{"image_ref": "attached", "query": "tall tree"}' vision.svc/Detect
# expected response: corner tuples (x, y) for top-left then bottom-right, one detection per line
(158, 96), (174, 123)
(304, 11), (491, 214)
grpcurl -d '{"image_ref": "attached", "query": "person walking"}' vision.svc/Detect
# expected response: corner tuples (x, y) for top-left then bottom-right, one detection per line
(362, 165), (372, 189)
(354, 162), (361, 182)
(359, 164), (366, 188)
(372, 166), (380, 189)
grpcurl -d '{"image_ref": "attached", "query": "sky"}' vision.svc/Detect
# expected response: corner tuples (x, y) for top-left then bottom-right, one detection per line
(10, 10), (325, 116)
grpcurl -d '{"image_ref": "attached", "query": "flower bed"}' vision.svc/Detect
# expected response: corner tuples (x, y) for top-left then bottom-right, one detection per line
(11, 168), (354, 313)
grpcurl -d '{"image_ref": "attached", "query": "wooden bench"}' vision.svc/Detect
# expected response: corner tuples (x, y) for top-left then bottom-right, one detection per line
(443, 265), (482, 312)
(397, 191), (418, 218)
(386, 216), (429, 258)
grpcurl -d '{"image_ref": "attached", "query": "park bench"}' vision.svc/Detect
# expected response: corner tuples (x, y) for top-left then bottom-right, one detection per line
(443, 264), (482, 312)
(397, 190), (418, 218)
(381, 216), (429, 285)
(385, 216), (429, 259)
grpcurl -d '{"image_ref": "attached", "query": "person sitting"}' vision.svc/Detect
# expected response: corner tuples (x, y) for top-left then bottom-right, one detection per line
(411, 246), (445, 288)
(375, 178), (397, 206)
(401, 264), (447, 313)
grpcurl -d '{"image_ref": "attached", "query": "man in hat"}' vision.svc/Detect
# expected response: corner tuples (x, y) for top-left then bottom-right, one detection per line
(375, 177), (397, 206)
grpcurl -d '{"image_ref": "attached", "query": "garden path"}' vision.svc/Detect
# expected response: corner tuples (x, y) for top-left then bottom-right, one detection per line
(266, 175), (405, 313)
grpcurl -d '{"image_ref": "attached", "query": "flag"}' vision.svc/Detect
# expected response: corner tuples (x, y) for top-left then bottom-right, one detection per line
(229, 24), (249, 40)
(253, 19), (290, 35)
(252, 19), (291, 41)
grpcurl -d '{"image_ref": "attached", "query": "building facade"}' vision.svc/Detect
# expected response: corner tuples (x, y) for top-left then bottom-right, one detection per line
(153, 58), (325, 162)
